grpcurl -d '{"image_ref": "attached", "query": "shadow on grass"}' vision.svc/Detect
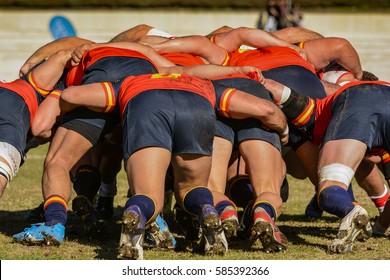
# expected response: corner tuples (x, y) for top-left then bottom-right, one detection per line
(0, 209), (374, 259)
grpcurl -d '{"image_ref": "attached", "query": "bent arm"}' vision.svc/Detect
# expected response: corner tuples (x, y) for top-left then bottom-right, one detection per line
(227, 90), (288, 144)
(213, 27), (307, 59)
(159, 65), (264, 82)
(71, 42), (175, 69)
(29, 48), (74, 91)
(60, 83), (108, 112)
(303, 37), (363, 80)
(30, 94), (62, 140)
(19, 36), (93, 77)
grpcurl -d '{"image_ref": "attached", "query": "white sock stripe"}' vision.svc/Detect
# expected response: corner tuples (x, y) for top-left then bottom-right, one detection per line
(370, 184), (388, 199)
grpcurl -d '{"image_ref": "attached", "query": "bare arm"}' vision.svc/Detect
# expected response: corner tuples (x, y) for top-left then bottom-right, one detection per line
(30, 94), (62, 140)
(60, 83), (108, 113)
(70, 42), (175, 69)
(19, 36), (93, 77)
(149, 35), (227, 65)
(213, 26), (307, 59)
(159, 65), (265, 83)
(303, 37), (363, 80)
(29, 48), (74, 91)
(271, 26), (324, 43)
(228, 89), (289, 144)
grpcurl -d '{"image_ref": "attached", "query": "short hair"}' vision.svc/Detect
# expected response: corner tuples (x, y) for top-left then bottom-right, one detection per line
(361, 70), (379, 81)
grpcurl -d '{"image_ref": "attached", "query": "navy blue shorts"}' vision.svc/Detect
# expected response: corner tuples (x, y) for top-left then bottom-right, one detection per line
(263, 65), (326, 150)
(122, 89), (215, 160)
(0, 90), (30, 157)
(61, 57), (157, 143)
(82, 57), (157, 84)
(262, 66), (326, 99)
(323, 84), (390, 151)
(213, 78), (281, 151)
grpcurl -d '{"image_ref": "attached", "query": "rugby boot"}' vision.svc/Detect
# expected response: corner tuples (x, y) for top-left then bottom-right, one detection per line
(220, 205), (239, 239)
(328, 205), (372, 254)
(13, 222), (65, 246)
(250, 207), (288, 253)
(145, 214), (177, 249)
(280, 177), (289, 203)
(25, 202), (45, 222)
(305, 193), (323, 218)
(95, 195), (114, 220)
(237, 201), (254, 238)
(199, 204), (228, 255)
(72, 195), (107, 238)
(372, 220), (387, 237)
(173, 203), (200, 241)
(118, 205), (146, 260)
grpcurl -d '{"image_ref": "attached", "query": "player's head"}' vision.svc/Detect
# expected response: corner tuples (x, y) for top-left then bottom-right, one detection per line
(361, 70), (379, 81)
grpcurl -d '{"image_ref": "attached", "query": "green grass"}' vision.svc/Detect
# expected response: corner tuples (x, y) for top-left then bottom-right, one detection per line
(0, 144), (389, 260)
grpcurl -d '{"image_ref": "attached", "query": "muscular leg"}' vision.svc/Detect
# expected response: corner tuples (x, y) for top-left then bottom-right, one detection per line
(0, 157), (11, 198)
(172, 153), (212, 204)
(172, 153), (227, 255)
(13, 127), (94, 246)
(240, 140), (285, 216)
(318, 139), (372, 253)
(239, 139), (288, 253)
(207, 136), (239, 237)
(208, 137), (233, 203)
(43, 127), (94, 202)
(126, 147), (170, 216)
(355, 159), (389, 213)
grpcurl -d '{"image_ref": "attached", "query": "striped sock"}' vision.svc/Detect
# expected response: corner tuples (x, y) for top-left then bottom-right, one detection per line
(182, 186), (213, 216)
(125, 194), (156, 223)
(252, 201), (276, 221)
(44, 195), (68, 226)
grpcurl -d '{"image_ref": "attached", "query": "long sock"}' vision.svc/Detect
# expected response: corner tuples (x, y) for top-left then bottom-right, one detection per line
(370, 185), (389, 212)
(215, 200), (236, 215)
(252, 201), (276, 221)
(319, 185), (357, 218)
(182, 186), (213, 216)
(99, 179), (117, 197)
(44, 195), (68, 226)
(347, 184), (356, 201)
(215, 200), (238, 222)
(227, 176), (254, 208)
(73, 165), (101, 202)
(125, 194), (156, 223)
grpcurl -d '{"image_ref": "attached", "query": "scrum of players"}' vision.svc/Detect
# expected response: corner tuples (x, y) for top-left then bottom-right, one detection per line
(1, 23), (390, 260)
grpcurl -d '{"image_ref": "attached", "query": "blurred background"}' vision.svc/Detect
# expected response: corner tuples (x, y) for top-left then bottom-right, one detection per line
(0, 0), (389, 81)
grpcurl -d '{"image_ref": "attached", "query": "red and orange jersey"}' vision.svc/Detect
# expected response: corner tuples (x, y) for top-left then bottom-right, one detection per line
(160, 52), (206, 67)
(0, 80), (39, 124)
(64, 46), (159, 87)
(118, 73), (216, 117)
(229, 46), (316, 73)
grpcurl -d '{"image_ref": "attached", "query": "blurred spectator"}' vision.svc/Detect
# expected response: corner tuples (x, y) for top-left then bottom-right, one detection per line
(260, 0), (303, 31)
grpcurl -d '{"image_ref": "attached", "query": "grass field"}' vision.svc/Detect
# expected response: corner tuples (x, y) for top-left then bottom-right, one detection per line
(0, 144), (389, 260)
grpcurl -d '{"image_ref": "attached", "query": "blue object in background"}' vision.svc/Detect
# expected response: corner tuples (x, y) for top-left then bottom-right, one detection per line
(49, 15), (77, 39)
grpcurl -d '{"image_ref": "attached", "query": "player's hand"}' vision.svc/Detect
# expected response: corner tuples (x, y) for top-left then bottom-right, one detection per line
(19, 58), (44, 77)
(70, 43), (96, 66)
(239, 66), (265, 84)
(280, 134), (289, 146)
